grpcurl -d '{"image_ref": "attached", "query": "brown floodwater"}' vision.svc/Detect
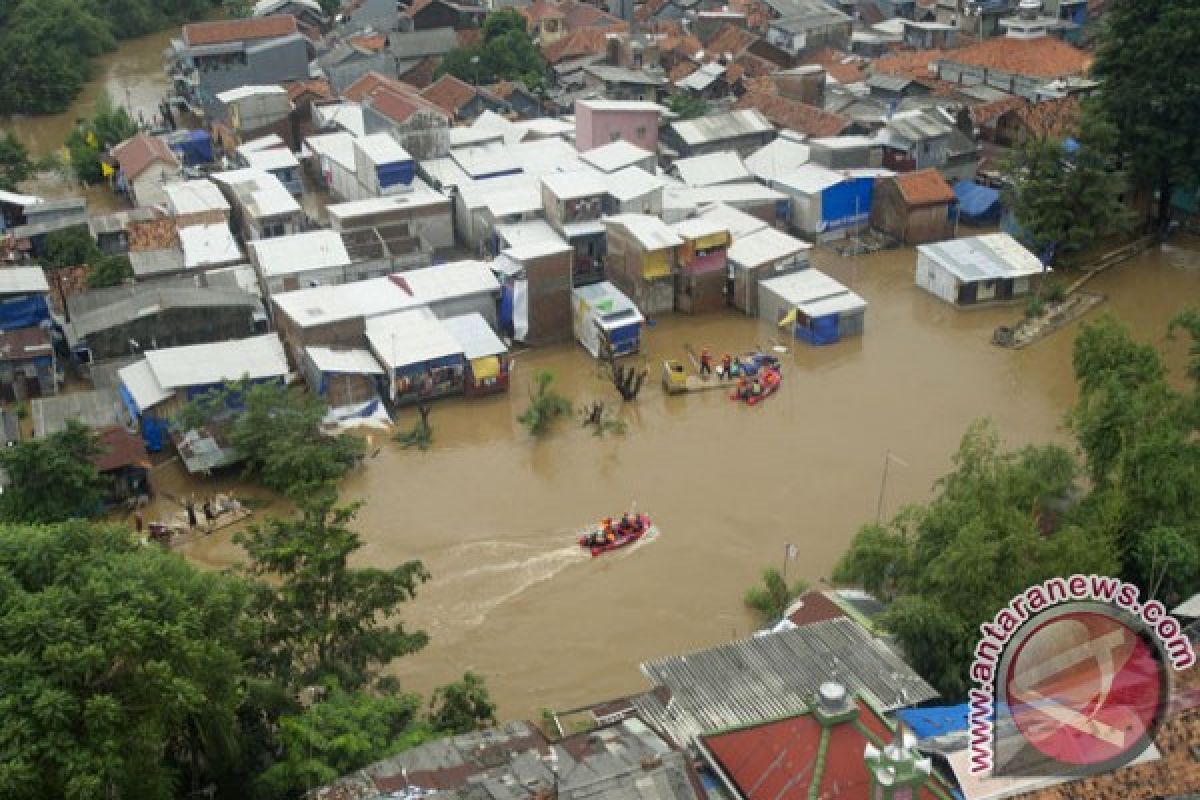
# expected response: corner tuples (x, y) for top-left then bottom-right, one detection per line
(165, 234), (1200, 721)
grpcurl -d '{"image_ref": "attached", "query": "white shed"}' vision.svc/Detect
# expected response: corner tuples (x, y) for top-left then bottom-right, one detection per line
(915, 233), (1046, 307)
(758, 269), (867, 345)
(571, 281), (644, 359)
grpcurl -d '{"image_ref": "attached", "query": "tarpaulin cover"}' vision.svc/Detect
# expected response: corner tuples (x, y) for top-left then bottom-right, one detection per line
(820, 177), (873, 232)
(141, 416), (168, 453)
(953, 180), (1002, 223)
(499, 284), (514, 336)
(377, 160), (415, 189)
(513, 279), (529, 342)
(470, 356), (500, 380)
(897, 704), (972, 738)
(0, 296), (50, 329)
(608, 323), (640, 355)
(795, 314), (839, 346)
(168, 130), (213, 166)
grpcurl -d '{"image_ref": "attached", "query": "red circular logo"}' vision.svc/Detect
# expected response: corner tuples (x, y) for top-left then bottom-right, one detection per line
(1002, 609), (1166, 771)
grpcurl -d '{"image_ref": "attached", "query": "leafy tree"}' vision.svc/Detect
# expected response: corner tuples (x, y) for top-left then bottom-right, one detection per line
(0, 521), (254, 800)
(66, 93), (138, 184)
(1069, 313), (1200, 605)
(1003, 102), (1129, 261)
(44, 224), (101, 269)
(86, 253), (133, 288)
(743, 568), (808, 624)
(255, 685), (434, 799)
(517, 369), (573, 435)
(0, 0), (115, 114)
(835, 419), (1119, 697)
(437, 9), (546, 90)
(178, 379), (365, 499)
(1091, 0), (1200, 228)
(235, 495), (431, 690)
(666, 94), (708, 120)
(428, 672), (497, 734)
(0, 420), (109, 523)
(0, 132), (33, 191)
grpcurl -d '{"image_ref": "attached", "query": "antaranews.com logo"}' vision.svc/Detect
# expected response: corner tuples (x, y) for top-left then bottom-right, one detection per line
(968, 574), (1196, 778)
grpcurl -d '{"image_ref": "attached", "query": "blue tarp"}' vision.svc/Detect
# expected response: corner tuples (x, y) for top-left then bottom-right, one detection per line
(0, 295), (50, 329)
(954, 181), (1002, 223)
(608, 323), (640, 356)
(897, 704), (974, 739)
(821, 177), (874, 232)
(377, 160), (415, 189)
(167, 129), (213, 166)
(141, 416), (168, 453)
(795, 314), (840, 346)
(498, 284), (514, 336)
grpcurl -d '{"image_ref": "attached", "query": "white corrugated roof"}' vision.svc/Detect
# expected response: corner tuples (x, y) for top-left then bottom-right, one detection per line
(761, 268), (866, 317)
(313, 103), (365, 138)
(666, 182), (787, 212)
(697, 202), (769, 238)
(356, 133), (412, 165)
(668, 109), (772, 146)
(178, 223), (242, 268)
(326, 184), (448, 222)
(606, 214), (683, 251)
(142, 333), (288, 390)
(0, 266), (49, 294)
(272, 277), (417, 328)
(541, 170), (606, 200)
(602, 166), (664, 202)
(164, 180), (230, 216)
(249, 231), (350, 277)
(306, 346), (384, 375)
(0, 190), (43, 208)
(579, 139), (653, 173)
(572, 281), (644, 329)
(441, 313), (507, 360)
(366, 308), (463, 370)
(577, 99), (665, 113)
(398, 260), (500, 302)
(673, 217), (729, 240)
(239, 134), (286, 152)
(919, 233), (1045, 282)
(495, 219), (563, 249)
(216, 85), (287, 104)
(728, 226), (810, 269)
(118, 359), (172, 413)
(776, 164), (846, 195)
(248, 181), (300, 218)
(745, 137), (811, 183)
(241, 147), (300, 171)
(675, 61), (726, 92)
(672, 152), (752, 188)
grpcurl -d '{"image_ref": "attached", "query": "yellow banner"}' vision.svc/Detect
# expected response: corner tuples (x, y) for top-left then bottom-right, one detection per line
(100, 161), (115, 177)
(778, 308), (797, 328)
(471, 356), (500, 380)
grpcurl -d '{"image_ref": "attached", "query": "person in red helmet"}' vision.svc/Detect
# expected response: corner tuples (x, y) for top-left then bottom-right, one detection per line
(699, 347), (713, 377)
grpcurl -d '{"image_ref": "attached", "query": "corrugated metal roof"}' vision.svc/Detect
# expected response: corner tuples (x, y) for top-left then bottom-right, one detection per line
(356, 132), (413, 165)
(673, 216), (729, 240)
(249, 230), (351, 277)
(0, 267), (49, 295)
(572, 281), (644, 328)
(542, 169), (607, 200)
(675, 61), (725, 91)
(602, 165), (664, 202)
(636, 618), (938, 747)
(177, 223), (242, 269)
(580, 139), (654, 174)
(441, 313), (507, 360)
(775, 163), (846, 195)
(886, 109), (953, 142)
(305, 346), (384, 375)
(215, 85), (287, 104)
(760, 268), (867, 317)
(606, 214), (684, 251)
(240, 147), (300, 171)
(745, 136), (811, 184)
(164, 180), (230, 216)
(118, 359), (173, 413)
(672, 152), (752, 188)
(143, 333), (287, 390)
(696, 202), (768, 238)
(366, 308), (463, 369)
(669, 109), (773, 147)
(728, 225), (810, 269)
(919, 233), (1045, 283)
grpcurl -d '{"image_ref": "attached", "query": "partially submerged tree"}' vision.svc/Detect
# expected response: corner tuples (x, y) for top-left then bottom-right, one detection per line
(0, 419), (109, 523)
(236, 494), (431, 690)
(517, 369), (572, 436)
(428, 672), (497, 734)
(0, 132), (33, 191)
(743, 568), (809, 624)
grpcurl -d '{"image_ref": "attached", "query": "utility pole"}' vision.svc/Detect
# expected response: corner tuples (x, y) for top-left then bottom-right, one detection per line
(875, 451), (908, 524)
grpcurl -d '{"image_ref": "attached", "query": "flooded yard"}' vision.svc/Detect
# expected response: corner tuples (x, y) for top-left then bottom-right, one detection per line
(165, 236), (1200, 720)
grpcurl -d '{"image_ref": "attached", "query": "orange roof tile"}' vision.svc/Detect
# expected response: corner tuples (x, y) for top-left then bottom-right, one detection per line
(349, 33), (387, 52)
(941, 36), (1091, 79)
(703, 22), (758, 58)
(542, 27), (613, 63)
(113, 133), (179, 181)
(670, 62), (697, 82)
(366, 85), (451, 125)
(522, 0), (566, 23)
(735, 91), (851, 138)
(183, 15), (297, 47)
(399, 56), (440, 89)
(804, 48), (866, 85)
(343, 71), (404, 103)
(562, 0), (626, 31)
(285, 79), (333, 104)
(127, 218), (179, 252)
(872, 48), (944, 80)
(1016, 95), (1081, 140)
(421, 74), (478, 115)
(892, 168), (956, 206)
(968, 94), (1028, 126)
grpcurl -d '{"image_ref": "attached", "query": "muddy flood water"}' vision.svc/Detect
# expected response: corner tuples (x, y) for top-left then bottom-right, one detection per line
(154, 237), (1200, 721)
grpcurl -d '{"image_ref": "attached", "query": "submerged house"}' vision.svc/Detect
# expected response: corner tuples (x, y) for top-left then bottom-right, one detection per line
(301, 346), (384, 407)
(916, 233), (1046, 307)
(542, 171), (608, 288)
(491, 225), (574, 345)
(441, 313), (510, 396)
(211, 168), (304, 241)
(572, 281), (644, 359)
(758, 269), (867, 346)
(871, 168), (957, 245)
(672, 217), (731, 314)
(603, 213), (682, 316)
(113, 134), (184, 209)
(366, 308), (466, 405)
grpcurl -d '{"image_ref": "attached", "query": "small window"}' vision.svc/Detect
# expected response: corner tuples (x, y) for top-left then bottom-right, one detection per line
(636, 126), (647, 139)
(610, 131), (622, 142)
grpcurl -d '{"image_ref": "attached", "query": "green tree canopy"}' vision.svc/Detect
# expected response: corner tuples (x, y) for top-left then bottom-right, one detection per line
(1003, 102), (1129, 261)
(86, 253), (134, 288)
(0, 521), (254, 800)
(743, 568), (808, 624)
(428, 672), (497, 734)
(236, 495), (431, 690)
(834, 419), (1119, 697)
(666, 94), (708, 120)
(0, 132), (33, 191)
(1091, 0), (1200, 226)
(437, 9), (546, 91)
(0, 419), (110, 523)
(44, 225), (101, 269)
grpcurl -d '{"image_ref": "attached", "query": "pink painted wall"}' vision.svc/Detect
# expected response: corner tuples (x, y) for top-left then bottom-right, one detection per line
(575, 102), (659, 152)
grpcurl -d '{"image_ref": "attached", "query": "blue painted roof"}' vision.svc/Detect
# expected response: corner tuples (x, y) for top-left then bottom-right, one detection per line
(953, 180), (1001, 219)
(897, 704), (973, 738)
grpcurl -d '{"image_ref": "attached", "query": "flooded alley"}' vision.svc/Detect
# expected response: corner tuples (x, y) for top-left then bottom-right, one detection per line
(172, 236), (1200, 721)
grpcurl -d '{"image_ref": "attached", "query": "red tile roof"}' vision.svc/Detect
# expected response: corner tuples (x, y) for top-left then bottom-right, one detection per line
(703, 699), (950, 800)
(456, 28), (483, 48)
(127, 218), (179, 252)
(94, 426), (150, 473)
(366, 85), (450, 125)
(285, 79), (333, 104)
(399, 56), (441, 89)
(421, 74), (477, 115)
(786, 590), (849, 627)
(736, 91), (851, 138)
(349, 33), (388, 52)
(1016, 95), (1081, 140)
(342, 71), (405, 103)
(941, 36), (1092, 79)
(113, 133), (180, 181)
(183, 15), (298, 47)
(703, 22), (758, 59)
(893, 168), (956, 207)
(804, 47), (866, 85)
(542, 27), (613, 64)
(967, 94), (1027, 126)
(562, 0), (626, 31)
(873, 48), (944, 80)
(521, 0), (566, 23)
